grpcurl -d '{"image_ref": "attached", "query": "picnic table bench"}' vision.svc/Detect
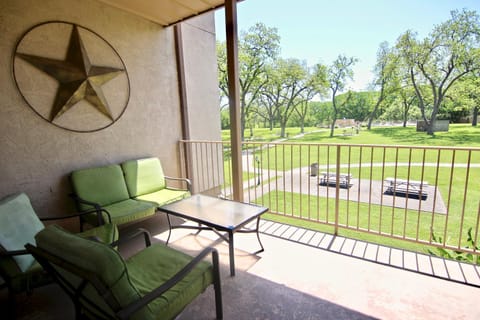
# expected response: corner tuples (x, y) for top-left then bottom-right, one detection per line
(384, 177), (428, 200)
(319, 172), (353, 188)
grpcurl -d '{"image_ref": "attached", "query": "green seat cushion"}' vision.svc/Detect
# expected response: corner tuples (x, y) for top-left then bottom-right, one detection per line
(126, 244), (213, 320)
(0, 193), (44, 272)
(135, 189), (190, 207)
(82, 199), (156, 226)
(78, 223), (119, 245)
(122, 158), (166, 198)
(71, 164), (130, 211)
(35, 225), (143, 317)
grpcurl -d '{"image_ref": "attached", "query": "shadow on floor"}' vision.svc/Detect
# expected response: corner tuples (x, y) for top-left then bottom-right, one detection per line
(0, 214), (375, 319)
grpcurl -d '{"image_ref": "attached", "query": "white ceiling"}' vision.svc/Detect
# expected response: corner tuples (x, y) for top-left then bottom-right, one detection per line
(96, 0), (230, 27)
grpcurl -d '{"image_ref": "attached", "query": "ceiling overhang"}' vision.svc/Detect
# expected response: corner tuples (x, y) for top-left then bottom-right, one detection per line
(96, 0), (241, 27)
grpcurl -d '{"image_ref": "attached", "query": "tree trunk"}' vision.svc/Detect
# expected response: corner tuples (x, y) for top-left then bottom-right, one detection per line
(280, 121), (286, 138)
(473, 106), (478, 126)
(367, 116), (374, 130)
(330, 116), (337, 137)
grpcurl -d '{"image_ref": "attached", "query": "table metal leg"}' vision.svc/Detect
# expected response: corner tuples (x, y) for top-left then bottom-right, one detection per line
(255, 217), (264, 254)
(166, 213), (172, 245)
(228, 230), (235, 276)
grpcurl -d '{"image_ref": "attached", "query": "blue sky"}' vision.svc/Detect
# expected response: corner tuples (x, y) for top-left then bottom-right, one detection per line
(215, 0), (480, 91)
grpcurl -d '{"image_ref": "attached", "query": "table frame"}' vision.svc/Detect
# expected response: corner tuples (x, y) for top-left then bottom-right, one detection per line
(159, 195), (268, 276)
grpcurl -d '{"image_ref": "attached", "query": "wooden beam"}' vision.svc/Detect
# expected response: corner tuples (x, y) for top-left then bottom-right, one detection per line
(225, 0), (243, 202)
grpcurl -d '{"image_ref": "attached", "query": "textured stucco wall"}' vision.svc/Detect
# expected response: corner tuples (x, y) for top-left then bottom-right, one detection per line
(0, 0), (220, 217)
(182, 15), (221, 140)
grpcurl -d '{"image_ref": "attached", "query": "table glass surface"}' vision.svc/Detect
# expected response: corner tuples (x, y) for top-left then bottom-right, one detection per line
(160, 194), (268, 229)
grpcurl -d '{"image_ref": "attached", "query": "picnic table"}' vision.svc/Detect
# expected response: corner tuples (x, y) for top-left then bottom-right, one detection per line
(384, 177), (428, 200)
(319, 172), (353, 188)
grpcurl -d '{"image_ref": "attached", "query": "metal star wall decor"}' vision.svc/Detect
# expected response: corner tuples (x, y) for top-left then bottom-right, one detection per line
(12, 21), (130, 133)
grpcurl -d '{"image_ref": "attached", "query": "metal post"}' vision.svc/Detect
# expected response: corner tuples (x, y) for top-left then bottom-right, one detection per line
(225, 0), (243, 202)
(255, 156), (261, 185)
(334, 145), (341, 236)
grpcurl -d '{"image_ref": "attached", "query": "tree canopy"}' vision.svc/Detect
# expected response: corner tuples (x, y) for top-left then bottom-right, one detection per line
(218, 9), (480, 137)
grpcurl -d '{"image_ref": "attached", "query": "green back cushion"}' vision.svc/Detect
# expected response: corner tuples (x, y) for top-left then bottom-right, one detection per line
(0, 193), (44, 272)
(35, 225), (143, 315)
(71, 164), (130, 210)
(122, 158), (166, 197)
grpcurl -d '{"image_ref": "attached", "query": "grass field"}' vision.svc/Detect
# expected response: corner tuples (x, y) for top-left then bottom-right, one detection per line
(223, 124), (480, 146)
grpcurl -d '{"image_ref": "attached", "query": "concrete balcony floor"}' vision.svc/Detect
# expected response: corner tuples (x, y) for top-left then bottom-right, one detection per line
(2, 214), (479, 319)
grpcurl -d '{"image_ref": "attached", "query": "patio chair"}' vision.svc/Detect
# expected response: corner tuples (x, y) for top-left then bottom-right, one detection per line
(26, 225), (223, 320)
(0, 192), (118, 317)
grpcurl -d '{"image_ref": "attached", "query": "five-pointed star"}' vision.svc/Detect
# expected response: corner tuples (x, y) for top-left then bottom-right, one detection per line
(16, 25), (124, 122)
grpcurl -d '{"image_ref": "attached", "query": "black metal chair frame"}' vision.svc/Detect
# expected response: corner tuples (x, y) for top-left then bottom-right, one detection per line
(0, 208), (113, 318)
(25, 229), (223, 320)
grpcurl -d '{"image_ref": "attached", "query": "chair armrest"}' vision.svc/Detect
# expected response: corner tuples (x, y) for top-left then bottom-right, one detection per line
(68, 194), (111, 226)
(117, 247), (219, 320)
(0, 249), (29, 257)
(109, 228), (152, 248)
(40, 207), (112, 225)
(164, 176), (192, 192)
(69, 193), (101, 210)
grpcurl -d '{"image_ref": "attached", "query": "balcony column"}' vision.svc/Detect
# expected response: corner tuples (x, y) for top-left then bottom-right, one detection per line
(225, 0), (243, 202)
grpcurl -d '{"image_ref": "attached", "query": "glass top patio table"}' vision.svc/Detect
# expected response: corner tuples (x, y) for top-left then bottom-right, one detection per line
(160, 194), (268, 276)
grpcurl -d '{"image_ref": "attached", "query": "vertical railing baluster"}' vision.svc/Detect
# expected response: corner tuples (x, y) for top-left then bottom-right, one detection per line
(245, 142), (251, 202)
(260, 142), (266, 207)
(356, 146), (363, 231)
(403, 148), (413, 239)
(458, 150), (472, 249)
(307, 144), (311, 220)
(282, 144), (286, 216)
(379, 146), (386, 235)
(316, 145), (320, 222)
(274, 143), (278, 212)
(299, 144), (303, 219)
(367, 146), (374, 232)
(442, 150), (456, 248)
(391, 147), (399, 236)
(290, 144), (294, 217)
(429, 149), (442, 244)
(415, 149), (427, 242)
(326, 145), (330, 223)
(334, 145), (341, 236)
(346, 146), (352, 227)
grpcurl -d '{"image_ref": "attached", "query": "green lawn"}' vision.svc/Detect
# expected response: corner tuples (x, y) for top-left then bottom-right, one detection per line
(221, 127), (319, 142)
(222, 124), (480, 146)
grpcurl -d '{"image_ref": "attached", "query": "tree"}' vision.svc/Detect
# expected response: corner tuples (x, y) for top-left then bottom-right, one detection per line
(342, 91), (375, 122)
(294, 63), (328, 133)
(395, 9), (480, 135)
(447, 74), (480, 125)
(397, 86), (417, 127)
(217, 23), (281, 140)
(327, 55), (357, 137)
(260, 58), (310, 138)
(367, 42), (399, 129)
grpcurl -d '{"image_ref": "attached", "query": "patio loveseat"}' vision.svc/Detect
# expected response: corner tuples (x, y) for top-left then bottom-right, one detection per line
(71, 157), (191, 228)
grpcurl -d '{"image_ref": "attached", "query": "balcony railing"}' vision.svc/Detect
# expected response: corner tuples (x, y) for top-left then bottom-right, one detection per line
(179, 140), (480, 259)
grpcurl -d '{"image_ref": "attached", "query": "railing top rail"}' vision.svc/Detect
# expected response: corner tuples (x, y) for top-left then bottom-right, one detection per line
(179, 140), (480, 152)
